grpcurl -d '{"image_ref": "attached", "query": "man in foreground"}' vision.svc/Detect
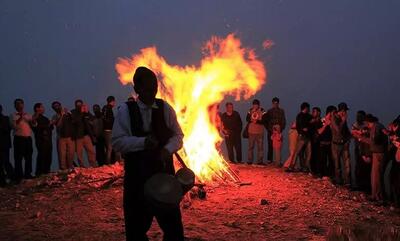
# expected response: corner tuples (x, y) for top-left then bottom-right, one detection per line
(112, 66), (184, 241)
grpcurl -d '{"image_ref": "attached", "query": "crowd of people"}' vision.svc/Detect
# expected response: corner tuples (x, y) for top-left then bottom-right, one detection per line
(0, 96), (122, 186)
(1, 94), (400, 207)
(218, 98), (400, 207)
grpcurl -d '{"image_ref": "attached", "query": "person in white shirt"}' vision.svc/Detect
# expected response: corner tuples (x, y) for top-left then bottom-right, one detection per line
(11, 98), (34, 181)
(112, 66), (184, 241)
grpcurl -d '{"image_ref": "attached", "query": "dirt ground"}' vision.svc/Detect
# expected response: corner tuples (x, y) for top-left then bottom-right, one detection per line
(1, 162), (400, 241)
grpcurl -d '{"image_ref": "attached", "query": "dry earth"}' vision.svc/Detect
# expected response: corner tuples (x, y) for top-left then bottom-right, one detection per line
(1, 162), (400, 241)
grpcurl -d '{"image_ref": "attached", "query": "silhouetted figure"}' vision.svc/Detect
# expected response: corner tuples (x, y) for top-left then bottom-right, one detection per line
(112, 66), (184, 241)
(285, 102), (312, 172)
(310, 107), (322, 176)
(93, 104), (105, 166)
(32, 103), (53, 176)
(265, 97), (286, 164)
(221, 102), (243, 163)
(330, 102), (351, 186)
(0, 105), (14, 186)
(51, 101), (74, 170)
(351, 110), (371, 191)
(103, 96), (116, 164)
(316, 106), (336, 178)
(11, 99), (34, 181)
(246, 99), (266, 165)
(71, 100), (96, 167)
(359, 114), (388, 202)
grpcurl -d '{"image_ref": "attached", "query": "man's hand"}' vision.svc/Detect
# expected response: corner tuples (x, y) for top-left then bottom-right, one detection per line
(144, 135), (159, 150)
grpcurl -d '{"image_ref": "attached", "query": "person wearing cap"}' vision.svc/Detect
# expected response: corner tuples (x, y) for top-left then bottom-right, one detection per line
(330, 102), (352, 186)
(265, 97), (286, 165)
(358, 114), (388, 202)
(246, 99), (267, 165)
(112, 66), (184, 241)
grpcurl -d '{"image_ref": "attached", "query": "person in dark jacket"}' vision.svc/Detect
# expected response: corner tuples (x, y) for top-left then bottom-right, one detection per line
(351, 110), (371, 192)
(221, 102), (243, 163)
(71, 100), (96, 167)
(112, 66), (184, 241)
(285, 102), (312, 172)
(32, 103), (53, 176)
(51, 101), (74, 170)
(359, 114), (388, 202)
(316, 106), (336, 178)
(330, 102), (352, 186)
(93, 104), (105, 166)
(387, 119), (400, 206)
(102, 96), (116, 164)
(0, 105), (14, 186)
(265, 97), (286, 164)
(246, 99), (267, 165)
(310, 107), (322, 176)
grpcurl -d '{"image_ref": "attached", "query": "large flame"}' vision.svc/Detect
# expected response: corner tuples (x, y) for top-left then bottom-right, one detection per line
(115, 34), (266, 182)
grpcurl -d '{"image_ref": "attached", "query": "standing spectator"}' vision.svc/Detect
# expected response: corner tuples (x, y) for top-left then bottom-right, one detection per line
(331, 102), (352, 186)
(351, 110), (371, 191)
(246, 99), (266, 165)
(271, 125), (283, 166)
(0, 105), (14, 186)
(93, 104), (105, 166)
(310, 107), (322, 176)
(387, 119), (400, 206)
(316, 106), (336, 178)
(71, 100), (96, 167)
(103, 96), (116, 164)
(265, 97), (286, 164)
(285, 102), (312, 172)
(359, 114), (388, 202)
(11, 99), (34, 181)
(32, 103), (53, 176)
(221, 102), (243, 163)
(80, 104), (97, 167)
(51, 101), (74, 170)
(283, 121), (298, 169)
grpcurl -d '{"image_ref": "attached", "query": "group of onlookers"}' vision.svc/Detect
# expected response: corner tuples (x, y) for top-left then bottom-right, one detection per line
(218, 98), (400, 206)
(0, 96), (120, 186)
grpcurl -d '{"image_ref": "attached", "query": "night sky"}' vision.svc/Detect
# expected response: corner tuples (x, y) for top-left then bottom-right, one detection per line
(1, 0), (400, 130)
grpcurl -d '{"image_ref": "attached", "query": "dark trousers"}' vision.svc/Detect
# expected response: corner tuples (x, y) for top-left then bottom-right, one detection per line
(310, 142), (320, 175)
(317, 144), (334, 178)
(267, 130), (273, 161)
(35, 140), (52, 176)
(331, 142), (351, 185)
(0, 149), (14, 185)
(354, 144), (371, 191)
(13, 136), (33, 180)
(225, 134), (242, 163)
(123, 185), (184, 241)
(95, 136), (106, 166)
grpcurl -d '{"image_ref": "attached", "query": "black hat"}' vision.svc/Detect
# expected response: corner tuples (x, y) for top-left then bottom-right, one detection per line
(253, 99), (260, 105)
(326, 105), (337, 114)
(272, 97), (280, 103)
(133, 66), (157, 88)
(338, 102), (349, 111)
(365, 114), (378, 123)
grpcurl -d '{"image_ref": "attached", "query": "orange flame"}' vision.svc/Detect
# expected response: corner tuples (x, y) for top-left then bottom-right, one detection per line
(115, 34), (266, 182)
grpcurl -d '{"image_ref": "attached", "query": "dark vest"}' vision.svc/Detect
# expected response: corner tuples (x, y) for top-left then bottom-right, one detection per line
(124, 99), (175, 189)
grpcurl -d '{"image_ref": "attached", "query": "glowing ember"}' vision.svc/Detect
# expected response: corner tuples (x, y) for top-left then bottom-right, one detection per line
(115, 34), (266, 182)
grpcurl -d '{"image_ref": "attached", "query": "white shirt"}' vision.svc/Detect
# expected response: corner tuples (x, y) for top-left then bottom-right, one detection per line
(11, 112), (32, 137)
(112, 100), (183, 155)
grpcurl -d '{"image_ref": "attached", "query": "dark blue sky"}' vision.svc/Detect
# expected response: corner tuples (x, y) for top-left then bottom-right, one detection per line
(1, 0), (400, 124)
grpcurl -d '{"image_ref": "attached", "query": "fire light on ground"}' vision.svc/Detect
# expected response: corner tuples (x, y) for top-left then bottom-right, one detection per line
(115, 34), (266, 183)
